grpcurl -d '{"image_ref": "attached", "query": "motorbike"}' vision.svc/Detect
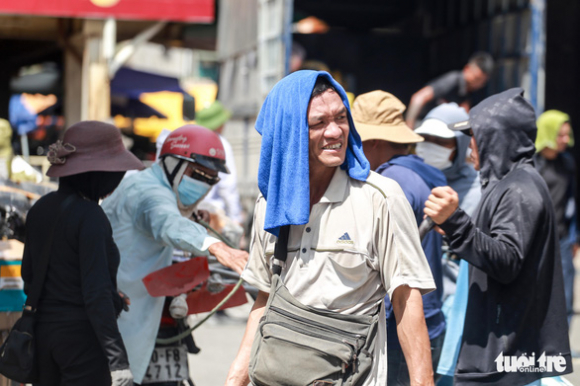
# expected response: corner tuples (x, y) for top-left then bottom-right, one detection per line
(140, 298), (197, 386)
(0, 205), (26, 242)
(0, 186), (33, 242)
(140, 252), (255, 386)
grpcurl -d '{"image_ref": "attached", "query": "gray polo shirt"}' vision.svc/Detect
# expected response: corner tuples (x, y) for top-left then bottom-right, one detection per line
(243, 168), (435, 385)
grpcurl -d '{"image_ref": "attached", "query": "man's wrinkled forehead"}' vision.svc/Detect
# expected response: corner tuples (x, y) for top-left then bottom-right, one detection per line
(307, 90), (348, 121)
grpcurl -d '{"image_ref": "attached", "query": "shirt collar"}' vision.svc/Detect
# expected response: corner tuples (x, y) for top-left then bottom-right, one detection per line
(318, 167), (349, 204)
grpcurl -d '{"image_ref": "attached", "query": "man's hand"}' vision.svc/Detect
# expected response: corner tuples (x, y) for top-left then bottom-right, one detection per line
(208, 242), (248, 274)
(424, 186), (459, 225)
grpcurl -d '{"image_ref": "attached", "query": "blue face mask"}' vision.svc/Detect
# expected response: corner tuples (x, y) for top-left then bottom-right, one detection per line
(178, 175), (211, 206)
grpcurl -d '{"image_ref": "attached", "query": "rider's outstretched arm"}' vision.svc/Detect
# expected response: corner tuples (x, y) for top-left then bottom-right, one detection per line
(225, 290), (269, 386)
(132, 192), (248, 272)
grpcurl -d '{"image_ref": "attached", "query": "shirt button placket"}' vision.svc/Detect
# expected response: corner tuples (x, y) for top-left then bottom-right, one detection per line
(300, 225), (312, 266)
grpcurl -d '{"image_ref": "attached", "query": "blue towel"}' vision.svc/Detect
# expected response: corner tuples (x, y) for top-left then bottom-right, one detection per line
(256, 70), (369, 236)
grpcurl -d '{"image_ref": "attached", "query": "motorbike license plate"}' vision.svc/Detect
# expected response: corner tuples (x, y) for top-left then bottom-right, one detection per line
(142, 346), (189, 384)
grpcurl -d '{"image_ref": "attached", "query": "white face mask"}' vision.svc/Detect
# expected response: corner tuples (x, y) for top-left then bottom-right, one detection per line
(178, 175), (211, 206)
(416, 141), (455, 170)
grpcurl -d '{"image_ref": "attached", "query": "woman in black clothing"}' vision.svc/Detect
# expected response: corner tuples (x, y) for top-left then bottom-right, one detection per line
(21, 121), (144, 386)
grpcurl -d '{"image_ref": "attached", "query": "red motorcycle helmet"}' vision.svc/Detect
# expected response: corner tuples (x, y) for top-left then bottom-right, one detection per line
(159, 125), (229, 174)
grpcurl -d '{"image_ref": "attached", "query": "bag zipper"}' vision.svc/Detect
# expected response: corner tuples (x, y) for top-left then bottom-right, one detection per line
(262, 321), (355, 356)
(270, 305), (364, 341)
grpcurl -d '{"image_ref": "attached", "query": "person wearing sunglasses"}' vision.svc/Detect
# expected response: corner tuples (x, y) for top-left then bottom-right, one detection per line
(101, 125), (248, 385)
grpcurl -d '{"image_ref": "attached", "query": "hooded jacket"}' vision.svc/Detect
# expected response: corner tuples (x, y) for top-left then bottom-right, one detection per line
(439, 89), (572, 385)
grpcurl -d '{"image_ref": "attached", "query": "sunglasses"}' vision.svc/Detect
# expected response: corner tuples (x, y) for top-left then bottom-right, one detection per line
(190, 167), (221, 186)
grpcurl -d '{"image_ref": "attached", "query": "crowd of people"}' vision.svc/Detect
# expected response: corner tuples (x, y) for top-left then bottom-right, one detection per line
(12, 53), (577, 386)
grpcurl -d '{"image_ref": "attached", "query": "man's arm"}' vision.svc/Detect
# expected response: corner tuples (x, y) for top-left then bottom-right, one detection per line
(425, 186), (531, 284)
(225, 290), (269, 386)
(391, 285), (434, 386)
(406, 86), (434, 129)
(134, 192), (248, 273)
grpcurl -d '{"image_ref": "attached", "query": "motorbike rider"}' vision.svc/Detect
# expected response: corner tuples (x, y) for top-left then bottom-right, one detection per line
(102, 125), (248, 385)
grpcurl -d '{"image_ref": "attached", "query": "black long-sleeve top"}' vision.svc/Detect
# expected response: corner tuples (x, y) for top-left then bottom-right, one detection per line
(21, 185), (130, 371)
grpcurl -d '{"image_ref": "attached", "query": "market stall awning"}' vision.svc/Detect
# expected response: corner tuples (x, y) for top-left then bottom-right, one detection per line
(111, 97), (165, 119)
(111, 67), (185, 100)
(0, 0), (214, 23)
(111, 67), (195, 139)
(110, 67), (186, 119)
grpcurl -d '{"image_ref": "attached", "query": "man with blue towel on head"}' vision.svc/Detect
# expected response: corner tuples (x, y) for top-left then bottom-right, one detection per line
(226, 71), (437, 386)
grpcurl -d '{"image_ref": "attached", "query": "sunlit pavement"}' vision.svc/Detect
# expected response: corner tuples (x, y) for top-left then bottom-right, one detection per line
(188, 260), (580, 386)
(187, 298), (251, 386)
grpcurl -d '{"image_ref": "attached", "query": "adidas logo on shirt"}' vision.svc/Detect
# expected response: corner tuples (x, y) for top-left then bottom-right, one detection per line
(336, 232), (354, 244)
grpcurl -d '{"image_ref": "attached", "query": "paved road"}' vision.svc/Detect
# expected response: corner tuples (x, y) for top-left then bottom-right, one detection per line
(189, 259), (580, 386)
(188, 302), (251, 385)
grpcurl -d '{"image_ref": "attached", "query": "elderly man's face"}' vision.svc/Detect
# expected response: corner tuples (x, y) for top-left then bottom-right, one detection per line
(307, 89), (349, 173)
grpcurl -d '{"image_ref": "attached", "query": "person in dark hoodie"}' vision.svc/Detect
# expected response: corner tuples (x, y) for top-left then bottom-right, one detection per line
(352, 90), (447, 385)
(424, 88), (572, 385)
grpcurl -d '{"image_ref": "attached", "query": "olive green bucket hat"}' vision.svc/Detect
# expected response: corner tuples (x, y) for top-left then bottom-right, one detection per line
(195, 101), (232, 131)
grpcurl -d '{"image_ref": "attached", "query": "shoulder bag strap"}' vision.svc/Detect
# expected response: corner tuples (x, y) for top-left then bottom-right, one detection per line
(272, 225), (290, 276)
(25, 194), (76, 312)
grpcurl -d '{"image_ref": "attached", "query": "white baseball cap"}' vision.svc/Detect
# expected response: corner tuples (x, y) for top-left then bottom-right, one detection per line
(415, 118), (455, 139)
